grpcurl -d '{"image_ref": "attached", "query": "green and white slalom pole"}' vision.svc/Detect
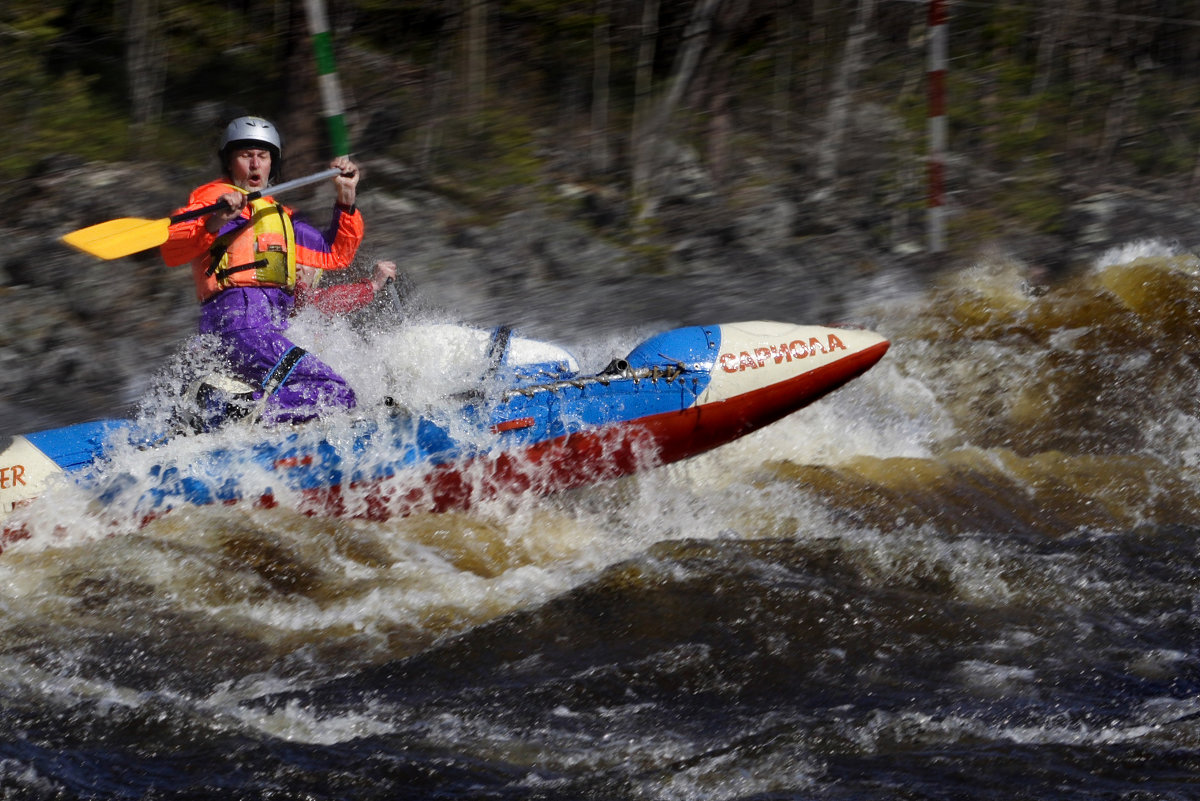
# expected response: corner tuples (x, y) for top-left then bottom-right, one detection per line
(304, 0), (351, 157)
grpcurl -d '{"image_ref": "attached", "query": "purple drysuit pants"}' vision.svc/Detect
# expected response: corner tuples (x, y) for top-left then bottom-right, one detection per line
(199, 287), (356, 424)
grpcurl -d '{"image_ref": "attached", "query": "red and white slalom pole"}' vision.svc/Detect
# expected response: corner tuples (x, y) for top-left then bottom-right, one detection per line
(927, 0), (947, 253)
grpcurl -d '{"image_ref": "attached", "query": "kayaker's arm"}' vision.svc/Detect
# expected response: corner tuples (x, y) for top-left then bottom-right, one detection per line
(204, 191), (248, 234)
(295, 261), (397, 316)
(160, 183), (235, 267)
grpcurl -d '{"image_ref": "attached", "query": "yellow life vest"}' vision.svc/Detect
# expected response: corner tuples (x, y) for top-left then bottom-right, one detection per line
(203, 190), (297, 295)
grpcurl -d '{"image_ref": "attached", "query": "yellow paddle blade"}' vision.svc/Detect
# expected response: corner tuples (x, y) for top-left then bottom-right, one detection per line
(60, 216), (172, 260)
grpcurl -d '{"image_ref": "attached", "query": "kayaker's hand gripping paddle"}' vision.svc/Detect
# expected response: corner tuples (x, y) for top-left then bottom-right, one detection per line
(60, 167), (343, 260)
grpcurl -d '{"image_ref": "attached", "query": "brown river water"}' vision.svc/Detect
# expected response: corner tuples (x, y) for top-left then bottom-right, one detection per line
(2, 241), (1200, 799)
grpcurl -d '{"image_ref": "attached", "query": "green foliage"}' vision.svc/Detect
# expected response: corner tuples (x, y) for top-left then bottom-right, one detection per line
(0, 73), (129, 175)
(460, 110), (543, 193)
(159, 3), (292, 114)
(979, 3), (1037, 59)
(0, 4), (127, 176)
(6, 0), (1200, 245)
(1120, 76), (1200, 177)
(989, 95), (1056, 169)
(997, 168), (1066, 235)
(414, 105), (547, 216)
(0, 0), (293, 177)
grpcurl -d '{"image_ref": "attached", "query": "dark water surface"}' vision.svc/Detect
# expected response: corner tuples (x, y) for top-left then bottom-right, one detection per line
(4, 242), (1200, 799)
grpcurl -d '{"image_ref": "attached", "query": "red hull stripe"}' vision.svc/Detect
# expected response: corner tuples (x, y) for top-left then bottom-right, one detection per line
(491, 417), (536, 433)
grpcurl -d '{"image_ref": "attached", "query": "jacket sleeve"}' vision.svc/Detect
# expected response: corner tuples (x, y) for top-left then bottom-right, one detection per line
(160, 182), (227, 267)
(295, 279), (376, 316)
(293, 204), (365, 273)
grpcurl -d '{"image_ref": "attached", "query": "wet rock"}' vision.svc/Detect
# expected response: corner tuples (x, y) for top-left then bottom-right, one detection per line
(1066, 190), (1200, 266)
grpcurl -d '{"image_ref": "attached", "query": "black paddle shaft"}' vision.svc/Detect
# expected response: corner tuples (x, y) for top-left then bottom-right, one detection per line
(168, 167), (343, 225)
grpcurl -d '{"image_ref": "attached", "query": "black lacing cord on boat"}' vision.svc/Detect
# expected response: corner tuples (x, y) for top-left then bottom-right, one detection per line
(484, 325), (513, 381)
(447, 326), (513, 404)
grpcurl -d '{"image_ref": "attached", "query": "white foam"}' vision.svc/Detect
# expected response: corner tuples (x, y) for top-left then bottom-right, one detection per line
(1091, 239), (1185, 271)
(230, 697), (397, 745)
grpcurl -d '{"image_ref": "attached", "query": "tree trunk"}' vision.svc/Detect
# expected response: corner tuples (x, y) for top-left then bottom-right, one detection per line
(282, 0), (322, 171)
(647, 0), (724, 134)
(632, 0), (724, 220)
(708, 70), (732, 189)
(1031, 3), (1063, 96)
(630, 0), (661, 207)
(590, 0), (612, 175)
(465, 0), (488, 128)
(773, 0), (796, 141)
(1021, 2), (1065, 136)
(420, 66), (451, 179)
(1097, 69), (1138, 176)
(126, 0), (165, 149)
(815, 0), (876, 188)
(420, 13), (460, 178)
(808, 0), (830, 115)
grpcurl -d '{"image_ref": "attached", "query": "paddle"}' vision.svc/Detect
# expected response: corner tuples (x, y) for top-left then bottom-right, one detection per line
(383, 273), (418, 316)
(61, 167), (344, 260)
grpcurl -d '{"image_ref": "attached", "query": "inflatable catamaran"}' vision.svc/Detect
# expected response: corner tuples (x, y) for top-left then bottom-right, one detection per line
(0, 320), (889, 547)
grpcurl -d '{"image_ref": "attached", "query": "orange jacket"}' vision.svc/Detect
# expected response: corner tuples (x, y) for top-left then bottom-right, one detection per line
(161, 179), (365, 302)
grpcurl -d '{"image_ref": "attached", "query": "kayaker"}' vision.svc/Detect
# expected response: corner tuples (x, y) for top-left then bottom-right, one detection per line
(160, 115), (366, 424)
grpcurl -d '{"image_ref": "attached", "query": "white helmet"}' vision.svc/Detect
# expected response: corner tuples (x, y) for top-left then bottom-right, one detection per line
(219, 116), (282, 178)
